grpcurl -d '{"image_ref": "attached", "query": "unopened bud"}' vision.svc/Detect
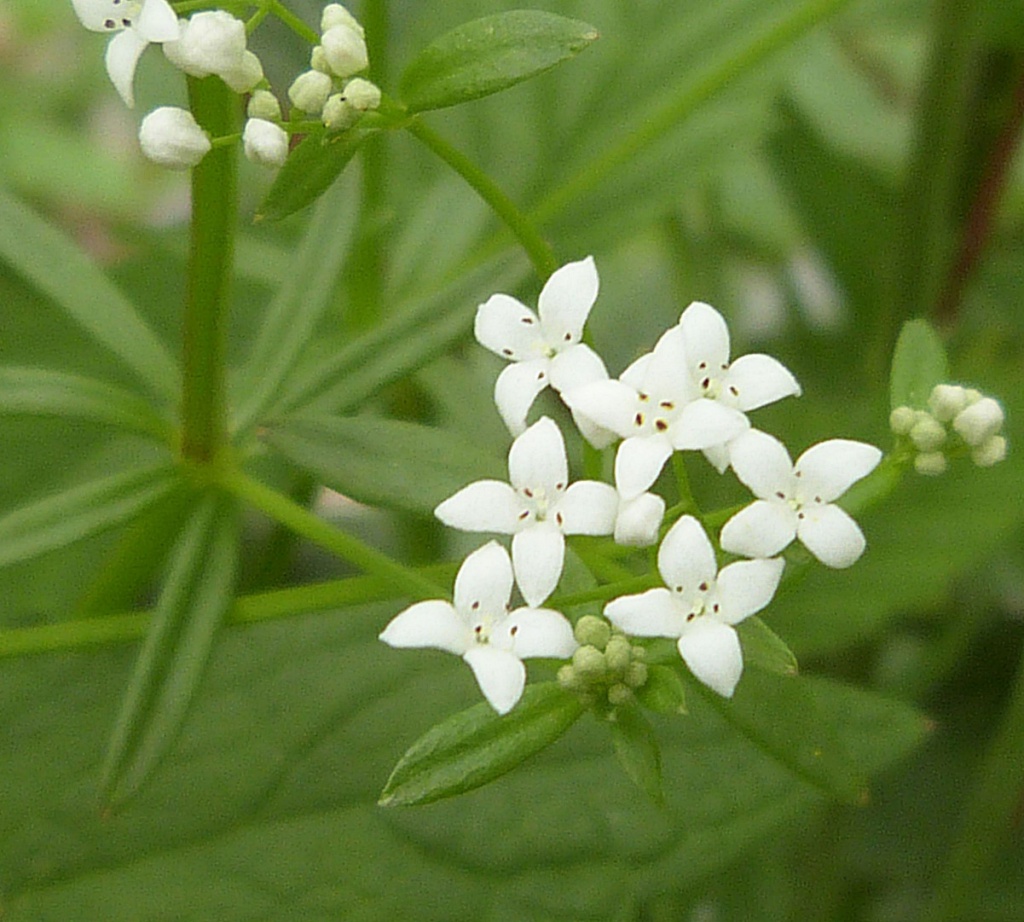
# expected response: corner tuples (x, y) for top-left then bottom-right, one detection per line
(322, 93), (360, 131)
(909, 416), (946, 452)
(605, 635), (632, 672)
(289, 69), (333, 115)
(321, 3), (365, 37)
(557, 664), (582, 692)
(222, 50), (264, 93)
(607, 683), (632, 706)
(624, 661), (648, 688)
(889, 405), (916, 435)
(247, 89), (281, 121)
(972, 435), (1007, 468)
(928, 384), (968, 423)
(914, 452), (947, 476)
(310, 46), (331, 74)
(242, 118), (289, 168)
(571, 645), (606, 678)
(954, 397), (1004, 447)
(138, 106), (211, 169)
(322, 23), (369, 78)
(574, 615), (611, 650)
(164, 11), (247, 78)
(343, 77), (381, 111)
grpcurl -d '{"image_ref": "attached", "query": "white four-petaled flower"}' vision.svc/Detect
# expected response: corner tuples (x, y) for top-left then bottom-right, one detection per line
(720, 429), (882, 568)
(605, 515), (783, 697)
(434, 417), (618, 607)
(379, 542), (577, 714)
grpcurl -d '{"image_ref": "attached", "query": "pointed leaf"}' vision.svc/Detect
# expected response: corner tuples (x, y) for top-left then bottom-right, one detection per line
(99, 492), (240, 805)
(889, 318), (949, 411)
(609, 705), (665, 805)
(635, 663), (688, 715)
(380, 682), (583, 806)
(737, 616), (799, 677)
(399, 11), (598, 114)
(0, 186), (178, 399)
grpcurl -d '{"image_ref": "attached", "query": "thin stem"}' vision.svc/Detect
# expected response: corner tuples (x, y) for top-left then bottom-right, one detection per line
(406, 119), (559, 281)
(181, 76), (238, 463)
(268, 0), (319, 44)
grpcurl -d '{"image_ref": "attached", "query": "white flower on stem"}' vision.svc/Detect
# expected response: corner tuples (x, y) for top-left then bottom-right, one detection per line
(164, 12), (264, 93)
(321, 22), (369, 78)
(475, 256), (609, 437)
(242, 119), (289, 168)
(721, 429), (882, 568)
(678, 300), (802, 472)
(564, 325), (748, 500)
(605, 515), (783, 697)
(70, 0), (179, 107)
(289, 69), (333, 116)
(435, 417), (618, 607)
(138, 106), (211, 169)
(379, 542), (577, 714)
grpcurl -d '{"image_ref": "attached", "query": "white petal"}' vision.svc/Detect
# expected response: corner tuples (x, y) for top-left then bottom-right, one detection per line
(453, 541), (514, 615)
(615, 434), (672, 499)
(558, 481), (618, 535)
(619, 352), (652, 390)
(797, 503), (867, 568)
(679, 301), (730, 370)
(501, 607), (577, 658)
(463, 646), (525, 714)
(614, 492), (664, 547)
(71, 0), (128, 31)
(678, 619), (743, 697)
(548, 343), (607, 394)
(105, 28), (149, 107)
(512, 524), (564, 607)
(728, 429), (795, 500)
(670, 399), (748, 450)
(724, 354), (802, 412)
(715, 558), (785, 624)
(435, 481), (521, 534)
(379, 600), (467, 654)
(537, 256), (599, 348)
(494, 360), (550, 436)
(657, 515), (717, 595)
(475, 293), (546, 361)
(720, 500), (797, 558)
(562, 379), (638, 439)
(795, 439), (882, 503)
(137, 0), (181, 41)
(642, 325), (691, 400)
(508, 417), (568, 497)
(702, 441), (732, 474)
(571, 406), (618, 450)
(605, 588), (685, 637)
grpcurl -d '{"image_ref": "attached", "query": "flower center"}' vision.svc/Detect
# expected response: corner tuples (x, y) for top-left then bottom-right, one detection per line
(519, 483), (566, 526)
(634, 392), (682, 436)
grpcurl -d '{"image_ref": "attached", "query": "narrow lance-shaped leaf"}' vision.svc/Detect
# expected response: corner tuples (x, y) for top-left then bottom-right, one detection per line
(890, 318), (949, 411)
(380, 682), (584, 807)
(736, 616), (798, 677)
(399, 11), (598, 114)
(99, 492), (241, 806)
(609, 705), (665, 805)
(635, 663), (687, 715)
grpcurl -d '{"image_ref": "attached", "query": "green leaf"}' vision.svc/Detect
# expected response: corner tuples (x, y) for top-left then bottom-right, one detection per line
(636, 663), (688, 715)
(609, 705), (665, 805)
(738, 616), (799, 677)
(0, 367), (173, 441)
(890, 318), (949, 411)
(380, 682), (584, 806)
(399, 11), (598, 114)
(266, 413), (504, 515)
(0, 186), (178, 400)
(255, 128), (371, 223)
(0, 462), (180, 570)
(99, 492), (240, 806)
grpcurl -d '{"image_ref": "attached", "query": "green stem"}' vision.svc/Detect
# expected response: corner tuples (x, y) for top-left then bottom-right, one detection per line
(551, 573), (657, 611)
(181, 76), (238, 463)
(268, 0), (319, 44)
(406, 119), (558, 281)
(671, 454), (699, 516)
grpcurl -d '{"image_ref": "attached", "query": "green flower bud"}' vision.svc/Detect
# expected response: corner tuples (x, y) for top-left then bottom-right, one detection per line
(607, 683), (633, 706)
(557, 664), (581, 691)
(605, 635), (632, 672)
(572, 645), (607, 678)
(909, 416), (946, 452)
(914, 451), (947, 476)
(247, 89), (281, 121)
(972, 435), (1007, 468)
(310, 45), (330, 74)
(322, 93), (360, 131)
(954, 397), (1004, 447)
(288, 69), (332, 115)
(574, 615), (611, 650)
(928, 384), (968, 423)
(624, 661), (649, 689)
(889, 405), (916, 435)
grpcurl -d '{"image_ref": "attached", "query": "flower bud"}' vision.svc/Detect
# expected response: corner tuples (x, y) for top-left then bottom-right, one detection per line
(322, 23), (369, 78)
(571, 645), (606, 678)
(322, 93), (360, 131)
(889, 405), (916, 435)
(604, 635), (632, 672)
(247, 89), (282, 121)
(909, 416), (946, 452)
(953, 397), (1004, 447)
(221, 50), (264, 93)
(573, 615), (611, 650)
(243, 118), (289, 168)
(310, 46), (331, 74)
(164, 11), (247, 78)
(557, 664), (582, 692)
(321, 3), (365, 37)
(343, 77), (382, 111)
(928, 384), (968, 423)
(972, 435), (1007, 468)
(607, 683), (632, 706)
(623, 661), (648, 689)
(913, 452), (947, 476)
(138, 106), (211, 169)
(288, 69), (333, 115)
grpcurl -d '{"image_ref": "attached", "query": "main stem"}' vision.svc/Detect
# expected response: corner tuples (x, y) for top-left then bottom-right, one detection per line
(181, 76), (238, 463)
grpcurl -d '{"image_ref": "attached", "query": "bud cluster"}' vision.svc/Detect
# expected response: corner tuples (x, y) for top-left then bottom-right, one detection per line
(557, 615), (649, 709)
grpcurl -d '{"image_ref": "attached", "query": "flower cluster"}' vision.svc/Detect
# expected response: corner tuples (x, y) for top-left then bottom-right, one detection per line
(891, 384), (1006, 475)
(380, 257), (884, 709)
(70, 2), (381, 170)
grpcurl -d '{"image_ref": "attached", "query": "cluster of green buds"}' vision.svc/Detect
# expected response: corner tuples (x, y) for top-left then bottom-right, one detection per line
(891, 383), (1006, 475)
(558, 615), (650, 710)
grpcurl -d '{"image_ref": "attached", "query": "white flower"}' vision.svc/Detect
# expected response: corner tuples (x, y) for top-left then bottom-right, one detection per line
(678, 300), (801, 472)
(434, 417), (618, 607)
(163, 11), (245, 77)
(138, 106), (211, 169)
(565, 325), (748, 500)
(721, 429), (882, 568)
(379, 542), (577, 714)
(242, 119), (289, 168)
(70, 0), (179, 107)
(289, 69), (334, 115)
(605, 515), (783, 697)
(475, 256), (609, 436)
(321, 23), (369, 78)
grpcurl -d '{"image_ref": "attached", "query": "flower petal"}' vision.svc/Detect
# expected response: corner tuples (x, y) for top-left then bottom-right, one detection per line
(137, 0), (181, 42)
(559, 481), (618, 535)
(379, 600), (467, 654)
(641, 325), (691, 399)
(605, 588), (684, 637)
(702, 441), (732, 474)
(715, 558), (785, 624)
(797, 503), (867, 568)
(615, 434), (672, 499)
(572, 406), (618, 450)
(614, 491), (664, 547)
(562, 379), (638, 439)
(537, 255), (599, 347)
(105, 28), (149, 107)
(508, 417), (568, 497)
(548, 343), (607, 394)
(501, 607), (577, 658)
(463, 646), (525, 714)
(435, 480), (521, 534)
(670, 399), (748, 450)
(512, 524), (564, 607)
(794, 439), (882, 503)
(619, 352), (651, 390)
(679, 300), (730, 370)
(678, 619), (743, 697)
(724, 354), (802, 412)
(452, 541), (514, 614)
(657, 515), (717, 595)
(475, 293), (545, 361)
(728, 429), (795, 500)
(720, 500), (797, 558)
(494, 360), (549, 436)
